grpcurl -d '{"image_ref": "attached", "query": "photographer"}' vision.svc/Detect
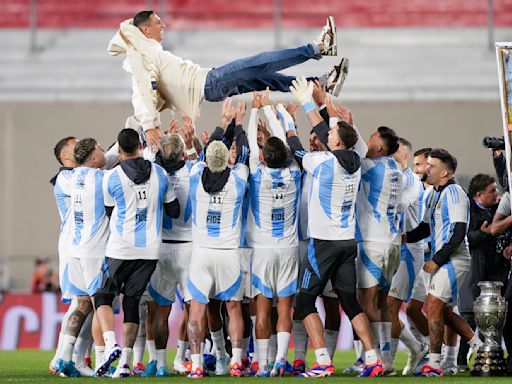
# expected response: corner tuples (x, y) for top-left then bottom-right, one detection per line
(483, 136), (507, 189)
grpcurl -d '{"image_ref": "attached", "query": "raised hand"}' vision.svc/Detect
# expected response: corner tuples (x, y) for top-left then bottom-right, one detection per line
(261, 87), (272, 107)
(312, 80), (327, 106)
(325, 95), (337, 118)
(168, 117), (179, 134)
(286, 102), (299, 123)
(336, 103), (354, 125)
(200, 131), (209, 146)
(220, 97), (235, 128)
(289, 76), (314, 105)
(235, 102), (247, 125)
(182, 116), (195, 149)
(252, 92), (262, 109)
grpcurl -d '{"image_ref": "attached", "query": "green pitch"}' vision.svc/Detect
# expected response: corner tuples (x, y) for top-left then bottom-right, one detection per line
(0, 350), (505, 382)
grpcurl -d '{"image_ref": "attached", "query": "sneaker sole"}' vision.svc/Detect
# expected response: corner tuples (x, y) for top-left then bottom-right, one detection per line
(330, 58), (349, 97)
(95, 349), (121, 377)
(327, 16), (337, 56)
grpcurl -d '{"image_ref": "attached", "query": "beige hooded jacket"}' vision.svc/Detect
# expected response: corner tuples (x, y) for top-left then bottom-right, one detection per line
(108, 19), (210, 130)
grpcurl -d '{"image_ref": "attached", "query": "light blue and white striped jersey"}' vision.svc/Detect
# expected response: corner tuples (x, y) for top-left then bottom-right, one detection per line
(398, 168), (425, 253)
(303, 151), (361, 241)
(162, 162), (194, 242)
(54, 169), (75, 260)
(422, 182), (470, 258)
(59, 167), (109, 259)
(103, 163), (176, 260)
(189, 162), (249, 248)
(298, 171), (313, 241)
(246, 163), (301, 248)
(356, 156), (403, 243)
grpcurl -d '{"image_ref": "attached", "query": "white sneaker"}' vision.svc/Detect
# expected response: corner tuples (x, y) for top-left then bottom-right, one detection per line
(441, 363), (459, 375)
(112, 364), (131, 378)
(315, 16), (337, 56)
(94, 344), (121, 377)
(74, 362), (95, 377)
(215, 356), (229, 376)
(325, 58), (349, 97)
(173, 359), (191, 375)
(403, 343), (429, 376)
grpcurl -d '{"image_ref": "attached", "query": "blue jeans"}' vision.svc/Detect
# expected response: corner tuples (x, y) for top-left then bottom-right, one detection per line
(204, 44), (321, 101)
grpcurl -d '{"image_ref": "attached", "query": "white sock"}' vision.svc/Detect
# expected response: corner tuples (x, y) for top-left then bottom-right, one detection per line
(408, 316), (428, 345)
(365, 349), (378, 365)
(231, 348), (243, 365)
(85, 341), (92, 359)
(370, 323), (381, 357)
(59, 335), (76, 362)
(314, 348), (330, 365)
(211, 330), (227, 359)
(103, 331), (116, 350)
(400, 325), (422, 354)
(354, 339), (364, 361)
(256, 339), (269, 368)
(72, 313), (93, 365)
(200, 342), (205, 368)
(293, 320), (308, 362)
(119, 348), (133, 367)
(146, 339), (157, 362)
(52, 298), (77, 365)
(269, 334), (277, 364)
(390, 338), (399, 364)
(242, 337), (250, 359)
(191, 353), (201, 371)
(443, 345), (458, 366)
(429, 352), (441, 369)
(94, 346), (105, 370)
(275, 332), (291, 362)
(324, 330), (339, 359)
(251, 316), (258, 362)
(133, 332), (146, 365)
(52, 332), (65, 365)
(175, 340), (188, 362)
(378, 322), (392, 366)
(156, 349), (167, 369)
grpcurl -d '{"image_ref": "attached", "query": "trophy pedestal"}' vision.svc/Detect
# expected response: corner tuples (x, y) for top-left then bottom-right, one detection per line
(470, 345), (507, 377)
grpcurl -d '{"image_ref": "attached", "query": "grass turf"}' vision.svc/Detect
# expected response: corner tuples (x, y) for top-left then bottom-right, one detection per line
(0, 350), (504, 383)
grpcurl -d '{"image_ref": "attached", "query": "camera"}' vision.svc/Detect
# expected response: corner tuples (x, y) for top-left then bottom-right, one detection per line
(483, 136), (505, 150)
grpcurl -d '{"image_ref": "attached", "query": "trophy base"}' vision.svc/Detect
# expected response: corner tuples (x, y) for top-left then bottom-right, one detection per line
(470, 345), (507, 377)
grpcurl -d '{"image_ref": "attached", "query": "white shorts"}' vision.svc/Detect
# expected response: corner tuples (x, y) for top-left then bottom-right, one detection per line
(239, 247), (253, 300)
(252, 246), (298, 299)
(186, 247), (243, 304)
(356, 241), (400, 291)
(427, 255), (470, 304)
(410, 267), (428, 303)
(148, 242), (192, 306)
(299, 240), (335, 298)
(59, 257), (103, 302)
(388, 243), (424, 302)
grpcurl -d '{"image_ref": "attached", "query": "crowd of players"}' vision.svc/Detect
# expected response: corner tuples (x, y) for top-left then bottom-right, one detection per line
(48, 82), (486, 379)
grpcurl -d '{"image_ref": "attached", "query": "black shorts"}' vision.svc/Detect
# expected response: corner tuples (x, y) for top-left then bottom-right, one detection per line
(95, 257), (157, 299)
(298, 238), (357, 297)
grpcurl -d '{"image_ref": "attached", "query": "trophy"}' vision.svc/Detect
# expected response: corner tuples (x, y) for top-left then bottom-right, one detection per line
(471, 281), (508, 376)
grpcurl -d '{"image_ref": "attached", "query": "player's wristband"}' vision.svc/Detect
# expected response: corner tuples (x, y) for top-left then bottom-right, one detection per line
(186, 147), (196, 156)
(302, 100), (315, 113)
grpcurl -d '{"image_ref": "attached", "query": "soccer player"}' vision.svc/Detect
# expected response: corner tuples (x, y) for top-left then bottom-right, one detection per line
(352, 122), (403, 375)
(386, 138), (429, 372)
(406, 149), (483, 376)
(287, 77), (382, 378)
(93, 128), (180, 378)
(51, 138), (108, 377)
(186, 137), (249, 378)
(108, 10), (348, 150)
(245, 91), (301, 377)
(142, 119), (197, 377)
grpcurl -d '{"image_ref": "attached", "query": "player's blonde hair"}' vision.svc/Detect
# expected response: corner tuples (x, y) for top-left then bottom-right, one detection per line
(161, 133), (184, 162)
(206, 140), (229, 173)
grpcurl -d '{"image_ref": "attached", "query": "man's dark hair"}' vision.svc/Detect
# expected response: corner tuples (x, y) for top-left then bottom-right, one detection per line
(118, 129), (141, 155)
(377, 126), (399, 156)
(53, 136), (76, 165)
(337, 121), (358, 149)
(429, 148), (457, 174)
(468, 174), (495, 198)
(398, 137), (412, 151)
(74, 138), (98, 165)
(133, 10), (154, 28)
(414, 147), (432, 158)
(263, 137), (288, 168)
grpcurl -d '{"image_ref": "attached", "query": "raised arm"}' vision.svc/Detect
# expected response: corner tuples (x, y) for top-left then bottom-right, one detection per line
(260, 87), (286, 143)
(247, 93), (262, 172)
